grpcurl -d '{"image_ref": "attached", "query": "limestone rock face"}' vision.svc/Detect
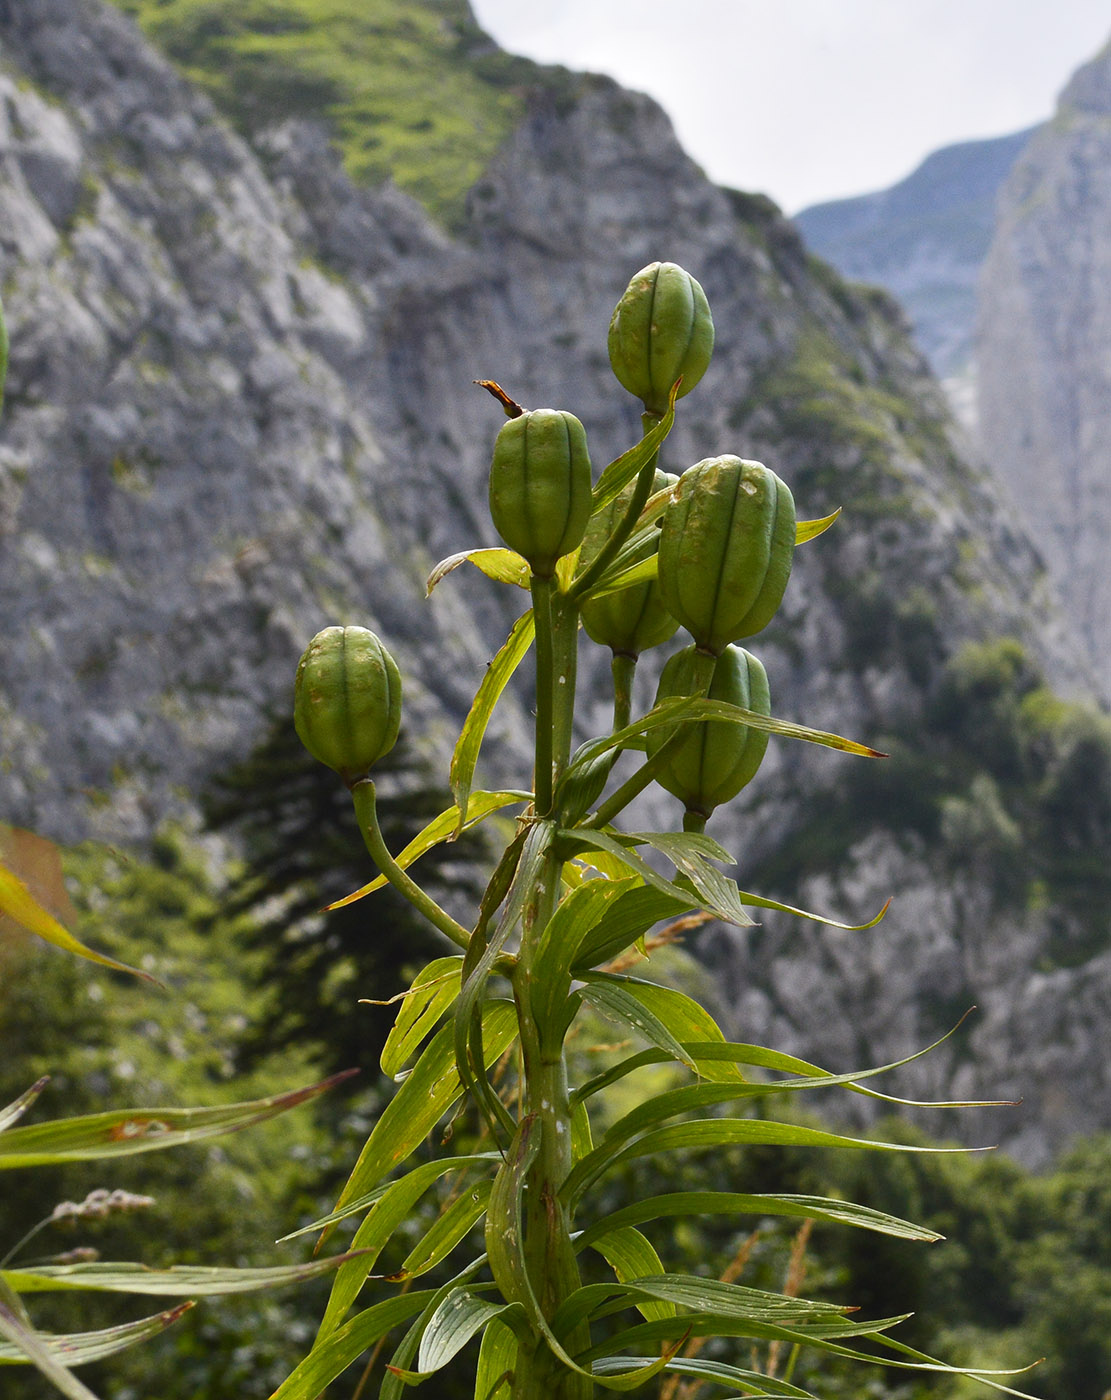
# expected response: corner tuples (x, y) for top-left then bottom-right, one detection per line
(977, 38), (1111, 698)
(797, 130), (1033, 426)
(0, 0), (1105, 1160)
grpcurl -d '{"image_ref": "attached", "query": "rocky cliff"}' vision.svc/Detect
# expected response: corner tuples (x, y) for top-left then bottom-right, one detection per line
(978, 37), (1111, 700)
(1, 0), (1109, 1162)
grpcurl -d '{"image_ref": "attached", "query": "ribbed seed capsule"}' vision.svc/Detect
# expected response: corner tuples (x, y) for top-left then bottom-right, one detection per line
(488, 409), (592, 578)
(607, 262), (714, 417)
(648, 643), (771, 817)
(579, 469), (679, 656)
(657, 456), (795, 653)
(294, 626), (402, 786)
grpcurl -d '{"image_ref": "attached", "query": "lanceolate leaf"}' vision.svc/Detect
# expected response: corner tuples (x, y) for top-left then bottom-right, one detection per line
(588, 392), (677, 515)
(795, 508), (841, 544)
(270, 1292), (434, 1400)
(327, 791), (531, 911)
(427, 548), (531, 594)
(593, 1353), (816, 1398)
(1, 1254), (373, 1298)
(0, 1298), (193, 1370)
(584, 1226), (675, 1323)
(0, 1079), (49, 1134)
(379, 1258), (489, 1400)
(564, 697), (883, 777)
(0, 1072), (357, 1170)
(571, 1030), (1012, 1112)
(395, 1182), (493, 1281)
(450, 610), (536, 831)
(0, 862), (157, 985)
(565, 1117), (981, 1205)
(575, 1190), (941, 1248)
(576, 980), (699, 1072)
(569, 884), (691, 971)
(473, 1317), (516, 1400)
(380, 958), (464, 1078)
(323, 1003), (516, 1245)
(280, 1154), (500, 1243)
(629, 831), (756, 928)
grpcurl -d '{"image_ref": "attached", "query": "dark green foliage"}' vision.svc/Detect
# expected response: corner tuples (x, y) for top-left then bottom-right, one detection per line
(202, 714), (486, 1078)
(0, 834), (332, 1399)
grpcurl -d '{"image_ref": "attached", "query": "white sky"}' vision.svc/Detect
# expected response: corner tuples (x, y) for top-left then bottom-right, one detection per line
(470, 1), (1111, 213)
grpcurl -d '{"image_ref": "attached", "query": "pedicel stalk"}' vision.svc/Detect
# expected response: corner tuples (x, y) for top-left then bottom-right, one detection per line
(280, 263), (1039, 1400)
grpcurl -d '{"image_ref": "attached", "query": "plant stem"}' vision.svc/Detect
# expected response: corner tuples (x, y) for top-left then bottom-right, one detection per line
(611, 652), (637, 733)
(349, 780), (470, 951)
(511, 848), (588, 1399)
(531, 575), (556, 814)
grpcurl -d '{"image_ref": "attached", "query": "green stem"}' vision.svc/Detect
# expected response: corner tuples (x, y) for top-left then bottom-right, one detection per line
(683, 808), (708, 834)
(510, 849), (589, 1398)
(611, 652), (637, 733)
(585, 648), (718, 831)
(350, 780), (470, 951)
(531, 576), (556, 815)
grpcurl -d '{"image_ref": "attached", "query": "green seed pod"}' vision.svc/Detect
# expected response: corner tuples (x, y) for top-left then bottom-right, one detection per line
(607, 262), (714, 417)
(488, 408), (592, 578)
(0, 290), (8, 421)
(294, 626), (402, 785)
(579, 469), (679, 655)
(657, 456), (795, 653)
(648, 643), (771, 817)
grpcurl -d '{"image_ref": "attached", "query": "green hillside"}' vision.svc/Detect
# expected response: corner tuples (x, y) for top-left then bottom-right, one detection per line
(110, 0), (540, 222)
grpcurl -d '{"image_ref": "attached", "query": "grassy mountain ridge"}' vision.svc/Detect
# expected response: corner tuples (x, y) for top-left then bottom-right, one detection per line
(109, 0), (558, 223)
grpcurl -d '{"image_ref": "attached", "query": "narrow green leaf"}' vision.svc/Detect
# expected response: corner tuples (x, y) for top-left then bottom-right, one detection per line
(630, 830), (756, 928)
(327, 791), (530, 910)
(569, 884), (690, 971)
(0, 1298), (193, 1372)
(588, 395), (677, 515)
(1, 1253), (374, 1298)
(558, 830), (698, 914)
(581, 975), (742, 1084)
(380, 958), (464, 1078)
(576, 1190), (940, 1248)
(427, 547), (531, 594)
(593, 1352), (817, 1398)
(565, 1117), (982, 1205)
(530, 879), (639, 1043)
(585, 554), (658, 600)
(0, 1079), (49, 1134)
(795, 508), (841, 544)
(270, 1292), (433, 1400)
(450, 610), (536, 830)
(0, 1071), (356, 1170)
(737, 887), (892, 931)
(379, 1259), (488, 1400)
(415, 1289), (515, 1377)
(0, 862), (158, 985)
(571, 1029), (1011, 1112)
(474, 1316), (516, 1400)
(576, 980), (698, 1072)
(279, 1154), (500, 1243)
(319, 1003), (516, 1279)
(395, 1181), (492, 1280)
(452, 821), (549, 1137)
(485, 1118), (672, 1393)
(585, 1226), (675, 1323)
(565, 696), (884, 776)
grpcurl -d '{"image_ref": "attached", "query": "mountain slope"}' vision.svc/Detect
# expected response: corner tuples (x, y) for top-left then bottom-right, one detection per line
(1, 0), (1108, 1161)
(978, 37), (1111, 699)
(796, 129), (1033, 419)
